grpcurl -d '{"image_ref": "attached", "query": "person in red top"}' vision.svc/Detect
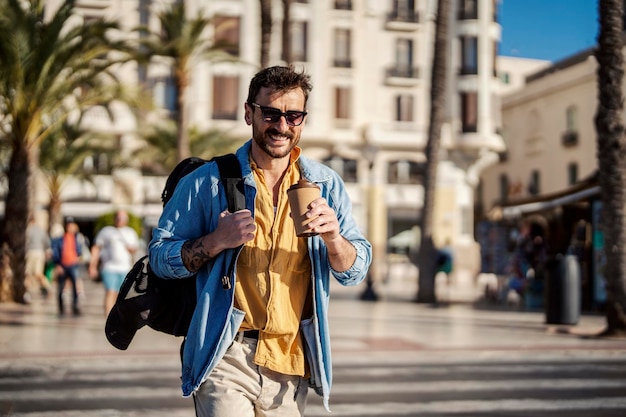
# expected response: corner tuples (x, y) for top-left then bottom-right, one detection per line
(51, 217), (83, 316)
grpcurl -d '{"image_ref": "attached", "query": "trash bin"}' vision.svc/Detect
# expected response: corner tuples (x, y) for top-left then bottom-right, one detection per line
(545, 254), (581, 325)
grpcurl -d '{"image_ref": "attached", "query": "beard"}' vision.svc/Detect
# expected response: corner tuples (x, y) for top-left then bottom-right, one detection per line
(252, 127), (300, 159)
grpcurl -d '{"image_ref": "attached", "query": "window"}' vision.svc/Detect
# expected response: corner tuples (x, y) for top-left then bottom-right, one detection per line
(334, 87), (351, 120)
(395, 38), (414, 71)
(83, 153), (111, 175)
(391, 0), (417, 22)
(214, 15), (240, 57)
(289, 21), (308, 62)
(322, 156), (357, 182)
(460, 92), (478, 133)
(566, 105), (578, 132)
(333, 28), (351, 68)
(528, 170), (540, 195)
(212, 75), (239, 120)
(153, 75), (177, 112)
(460, 36), (478, 75)
(562, 105), (579, 146)
(568, 163), (578, 185)
(395, 94), (414, 122)
(387, 38), (417, 78)
(458, 0), (478, 19)
(388, 160), (422, 184)
(499, 174), (508, 202)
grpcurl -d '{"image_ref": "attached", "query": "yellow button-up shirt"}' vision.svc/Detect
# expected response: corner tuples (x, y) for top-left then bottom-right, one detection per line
(235, 147), (312, 376)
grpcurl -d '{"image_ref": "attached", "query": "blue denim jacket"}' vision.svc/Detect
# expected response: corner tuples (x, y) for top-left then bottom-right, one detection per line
(148, 140), (371, 410)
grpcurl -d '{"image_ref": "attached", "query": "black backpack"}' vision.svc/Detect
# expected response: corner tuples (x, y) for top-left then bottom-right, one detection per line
(105, 154), (244, 350)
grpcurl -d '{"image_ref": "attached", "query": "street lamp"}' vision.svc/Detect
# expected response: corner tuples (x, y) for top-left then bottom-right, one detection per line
(360, 144), (380, 301)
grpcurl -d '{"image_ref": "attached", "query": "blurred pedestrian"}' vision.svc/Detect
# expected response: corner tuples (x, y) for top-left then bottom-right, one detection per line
(25, 216), (52, 302)
(89, 209), (139, 316)
(51, 217), (83, 316)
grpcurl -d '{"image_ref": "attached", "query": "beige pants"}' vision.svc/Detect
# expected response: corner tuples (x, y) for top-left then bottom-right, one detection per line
(193, 336), (308, 417)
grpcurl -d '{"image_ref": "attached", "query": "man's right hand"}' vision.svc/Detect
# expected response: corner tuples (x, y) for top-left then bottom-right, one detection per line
(182, 209), (255, 272)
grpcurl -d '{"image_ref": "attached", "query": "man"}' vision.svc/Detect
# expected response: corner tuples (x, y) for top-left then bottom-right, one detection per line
(89, 210), (139, 316)
(51, 217), (83, 316)
(149, 65), (371, 416)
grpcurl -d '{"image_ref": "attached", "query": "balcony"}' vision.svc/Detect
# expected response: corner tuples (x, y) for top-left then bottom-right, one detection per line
(334, 0), (352, 10)
(385, 66), (420, 86)
(459, 66), (478, 76)
(333, 58), (352, 68)
(385, 10), (420, 31)
(562, 131), (579, 147)
(457, 9), (478, 20)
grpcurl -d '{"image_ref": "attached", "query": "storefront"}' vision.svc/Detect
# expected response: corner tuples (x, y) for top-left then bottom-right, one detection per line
(479, 175), (602, 311)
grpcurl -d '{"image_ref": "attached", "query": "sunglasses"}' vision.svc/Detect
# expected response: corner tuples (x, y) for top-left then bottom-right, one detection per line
(248, 102), (307, 126)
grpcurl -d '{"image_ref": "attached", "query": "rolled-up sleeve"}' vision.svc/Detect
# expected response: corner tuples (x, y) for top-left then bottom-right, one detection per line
(148, 165), (217, 280)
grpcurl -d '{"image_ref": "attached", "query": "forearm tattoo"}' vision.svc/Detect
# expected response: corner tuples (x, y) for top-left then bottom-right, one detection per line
(182, 238), (213, 272)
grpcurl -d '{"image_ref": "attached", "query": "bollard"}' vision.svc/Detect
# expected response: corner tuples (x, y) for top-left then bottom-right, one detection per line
(545, 254), (581, 325)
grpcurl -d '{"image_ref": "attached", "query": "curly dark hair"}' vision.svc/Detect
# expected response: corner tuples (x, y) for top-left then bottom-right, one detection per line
(246, 65), (312, 107)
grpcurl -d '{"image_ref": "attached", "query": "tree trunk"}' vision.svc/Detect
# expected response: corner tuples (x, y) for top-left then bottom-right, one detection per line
(259, 0), (272, 68)
(414, 0), (450, 304)
(176, 65), (190, 162)
(281, 0), (292, 64)
(0, 142), (32, 303)
(595, 0), (626, 335)
(48, 184), (63, 234)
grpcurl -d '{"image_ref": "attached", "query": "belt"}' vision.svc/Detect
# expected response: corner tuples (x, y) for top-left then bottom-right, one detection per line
(235, 330), (259, 343)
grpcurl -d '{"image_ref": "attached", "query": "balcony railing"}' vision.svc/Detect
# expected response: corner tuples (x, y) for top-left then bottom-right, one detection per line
(333, 58), (352, 68)
(334, 0), (352, 10)
(459, 66), (478, 76)
(457, 9), (478, 20)
(562, 131), (579, 146)
(385, 66), (420, 79)
(387, 10), (419, 24)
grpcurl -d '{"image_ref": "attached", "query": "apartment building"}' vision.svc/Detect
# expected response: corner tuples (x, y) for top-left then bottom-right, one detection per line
(17, 0), (504, 293)
(481, 49), (597, 212)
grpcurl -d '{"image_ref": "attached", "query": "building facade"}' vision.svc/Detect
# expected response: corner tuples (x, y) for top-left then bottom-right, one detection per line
(481, 49), (597, 213)
(6, 0), (505, 296)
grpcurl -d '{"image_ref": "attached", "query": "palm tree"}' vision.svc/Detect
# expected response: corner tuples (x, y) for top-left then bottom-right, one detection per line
(0, 0), (129, 302)
(281, 0), (293, 64)
(259, 0), (272, 68)
(137, 2), (231, 163)
(133, 120), (243, 175)
(39, 117), (119, 229)
(413, 0), (450, 304)
(595, 0), (626, 335)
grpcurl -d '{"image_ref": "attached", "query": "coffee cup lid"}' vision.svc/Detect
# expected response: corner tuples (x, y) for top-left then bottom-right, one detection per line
(288, 179), (319, 191)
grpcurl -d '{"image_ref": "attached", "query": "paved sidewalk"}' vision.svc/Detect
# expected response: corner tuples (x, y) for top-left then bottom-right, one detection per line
(0, 277), (624, 364)
(3, 278), (626, 417)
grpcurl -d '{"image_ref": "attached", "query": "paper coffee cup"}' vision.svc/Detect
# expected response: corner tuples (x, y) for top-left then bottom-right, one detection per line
(287, 179), (320, 237)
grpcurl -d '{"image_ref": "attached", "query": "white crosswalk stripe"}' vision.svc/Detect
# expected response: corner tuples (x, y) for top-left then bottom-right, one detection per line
(4, 356), (626, 416)
(306, 357), (626, 417)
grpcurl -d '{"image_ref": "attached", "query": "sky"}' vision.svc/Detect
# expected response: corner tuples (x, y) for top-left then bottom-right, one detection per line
(498, 0), (599, 62)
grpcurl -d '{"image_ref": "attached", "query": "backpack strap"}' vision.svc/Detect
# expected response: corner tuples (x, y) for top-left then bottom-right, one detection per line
(212, 154), (245, 212)
(212, 153), (245, 290)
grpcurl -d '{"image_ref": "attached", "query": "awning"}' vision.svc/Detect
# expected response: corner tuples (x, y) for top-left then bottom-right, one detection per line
(487, 173), (600, 221)
(500, 185), (600, 219)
